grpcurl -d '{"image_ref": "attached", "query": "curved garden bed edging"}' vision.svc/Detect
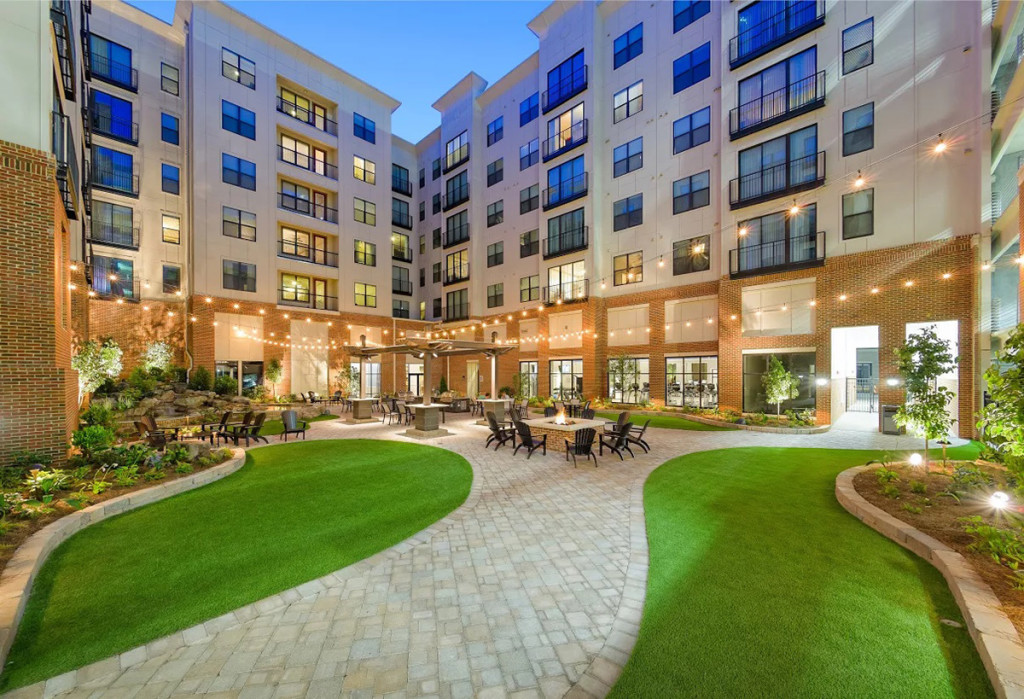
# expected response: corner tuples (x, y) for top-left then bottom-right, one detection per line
(836, 465), (1024, 699)
(681, 412), (830, 434)
(0, 449), (247, 678)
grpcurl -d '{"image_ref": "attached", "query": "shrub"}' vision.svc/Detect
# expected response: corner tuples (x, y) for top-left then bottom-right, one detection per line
(117, 387), (141, 410)
(243, 385), (266, 401)
(901, 504), (923, 515)
(127, 367), (158, 397)
(880, 484), (900, 499)
(214, 374), (237, 396)
(188, 366), (213, 391)
(978, 323), (1024, 481)
(876, 467), (900, 485)
(910, 480), (927, 494)
(141, 341), (174, 373)
(71, 425), (115, 463)
(79, 403), (117, 431)
(265, 358), (282, 398)
(168, 365), (188, 383)
(108, 443), (155, 469)
(498, 385), (514, 399)
(439, 376), (449, 394)
(960, 516), (1024, 569)
(71, 339), (123, 401)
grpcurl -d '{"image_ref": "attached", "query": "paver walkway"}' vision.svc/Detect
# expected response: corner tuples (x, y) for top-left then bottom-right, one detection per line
(6, 413), (940, 699)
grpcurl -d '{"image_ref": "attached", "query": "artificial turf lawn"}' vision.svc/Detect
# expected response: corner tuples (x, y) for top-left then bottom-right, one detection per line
(1, 439), (472, 691)
(258, 412), (338, 436)
(594, 411), (736, 431)
(609, 443), (994, 698)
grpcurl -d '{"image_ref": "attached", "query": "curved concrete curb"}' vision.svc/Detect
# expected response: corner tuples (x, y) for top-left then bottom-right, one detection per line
(836, 465), (1024, 699)
(0, 448), (247, 678)
(680, 412), (830, 434)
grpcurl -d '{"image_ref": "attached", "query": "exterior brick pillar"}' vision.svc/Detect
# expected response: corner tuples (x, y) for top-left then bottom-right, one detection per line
(717, 278), (743, 413)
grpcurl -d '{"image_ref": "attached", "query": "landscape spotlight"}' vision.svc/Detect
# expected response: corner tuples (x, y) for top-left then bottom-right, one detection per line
(908, 453), (923, 467)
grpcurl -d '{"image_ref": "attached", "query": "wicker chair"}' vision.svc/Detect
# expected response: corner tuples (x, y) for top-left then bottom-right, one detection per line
(512, 419), (547, 459)
(565, 428), (597, 467)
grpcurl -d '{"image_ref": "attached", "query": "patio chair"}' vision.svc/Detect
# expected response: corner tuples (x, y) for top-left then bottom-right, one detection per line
(307, 391), (321, 404)
(626, 419), (651, 453)
(329, 391), (342, 406)
(134, 421), (167, 451)
(194, 411), (232, 444)
(230, 412), (268, 447)
(381, 401), (394, 424)
(512, 418), (547, 459)
(581, 408), (596, 420)
(599, 422), (635, 461)
(395, 401), (409, 425)
(604, 410), (631, 436)
(142, 415), (179, 441)
(280, 410), (308, 441)
(543, 406), (557, 417)
(218, 411), (253, 446)
(299, 393), (308, 404)
(583, 400), (592, 412)
(485, 411), (515, 450)
(565, 428), (597, 467)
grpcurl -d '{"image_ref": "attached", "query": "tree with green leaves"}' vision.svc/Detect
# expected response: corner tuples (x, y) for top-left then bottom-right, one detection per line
(71, 339), (123, 405)
(978, 323), (1024, 477)
(762, 355), (800, 416)
(264, 358), (282, 399)
(141, 341), (173, 373)
(608, 353), (638, 403)
(894, 326), (957, 471)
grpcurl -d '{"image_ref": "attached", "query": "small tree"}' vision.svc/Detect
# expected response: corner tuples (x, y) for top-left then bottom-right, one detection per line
(894, 326), (957, 471)
(762, 354), (800, 416)
(439, 375), (449, 394)
(264, 358), (282, 399)
(512, 371), (535, 399)
(71, 339), (123, 405)
(608, 353), (636, 403)
(141, 341), (173, 373)
(978, 323), (1024, 478)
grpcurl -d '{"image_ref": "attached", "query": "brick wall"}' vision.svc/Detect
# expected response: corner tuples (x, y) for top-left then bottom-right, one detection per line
(87, 297), (188, 374)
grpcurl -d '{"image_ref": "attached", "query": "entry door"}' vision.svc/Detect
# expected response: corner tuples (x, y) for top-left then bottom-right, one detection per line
(466, 360), (479, 397)
(312, 235), (327, 265)
(312, 279), (327, 309)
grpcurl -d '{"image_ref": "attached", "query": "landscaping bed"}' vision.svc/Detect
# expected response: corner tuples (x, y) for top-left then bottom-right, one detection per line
(853, 460), (1024, 638)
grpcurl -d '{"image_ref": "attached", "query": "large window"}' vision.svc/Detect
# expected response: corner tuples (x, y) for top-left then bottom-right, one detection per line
(354, 282), (377, 307)
(487, 116), (504, 146)
(91, 201), (134, 247)
(353, 113), (376, 143)
(674, 0), (710, 33)
(223, 206), (256, 241)
(445, 210), (469, 246)
(613, 137), (643, 177)
(91, 90), (134, 142)
(842, 188), (874, 239)
(734, 1), (821, 65)
(607, 357), (650, 404)
(520, 92), (539, 126)
(546, 50), (587, 110)
(673, 171), (710, 214)
(673, 42), (711, 94)
(520, 139), (539, 170)
(546, 155), (586, 207)
(445, 170), (469, 208)
(445, 131), (469, 169)
(613, 23), (643, 69)
(736, 204), (818, 274)
(546, 208), (586, 255)
(547, 103), (586, 157)
(842, 103), (874, 155)
(222, 153), (255, 190)
(666, 356), (718, 408)
(673, 235), (710, 275)
(613, 194), (643, 231)
(92, 145), (134, 194)
(520, 275), (540, 302)
(221, 48), (255, 89)
(672, 106), (710, 154)
(736, 125), (818, 202)
(742, 352), (816, 412)
(547, 260), (586, 302)
(393, 300), (410, 319)
(550, 359), (584, 400)
(842, 18), (874, 74)
(613, 251), (643, 286)
(736, 48), (818, 134)
(89, 34), (133, 89)
(518, 361), (539, 398)
(222, 100), (256, 139)
(223, 260), (256, 292)
(91, 255), (134, 298)
(613, 81), (643, 124)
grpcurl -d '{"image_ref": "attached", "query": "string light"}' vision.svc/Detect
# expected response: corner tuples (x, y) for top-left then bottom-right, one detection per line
(854, 170), (865, 188)
(838, 294), (848, 301)
(870, 287), (880, 294)
(933, 133), (947, 153)
(789, 200), (800, 215)
(942, 272), (952, 280)
(904, 280), (914, 287)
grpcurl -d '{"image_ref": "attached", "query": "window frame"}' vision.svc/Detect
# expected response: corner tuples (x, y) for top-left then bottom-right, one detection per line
(487, 116), (504, 146)
(160, 63), (179, 95)
(222, 206), (256, 241)
(613, 23), (643, 69)
(613, 81), (643, 124)
(842, 102), (875, 156)
(161, 163), (180, 195)
(353, 113), (376, 144)
(222, 259), (256, 292)
(612, 137), (643, 178)
(673, 0), (710, 33)
(672, 234), (711, 275)
(673, 42), (711, 94)
(672, 106), (711, 154)
(486, 200), (504, 227)
(221, 99), (256, 140)
(842, 188), (874, 239)
(487, 241), (504, 268)
(520, 92), (539, 126)
(221, 153), (255, 190)
(613, 194), (643, 231)
(161, 213), (180, 244)
(354, 282), (377, 308)
(842, 18), (874, 75)
(613, 251), (644, 286)
(221, 47), (255, 89)
(160, 113), (179, 145)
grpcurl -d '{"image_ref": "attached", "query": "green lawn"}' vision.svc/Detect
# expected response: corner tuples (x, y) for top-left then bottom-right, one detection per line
(610, 443), (993, 698)
(259, 412), (338, 436)
(594, 411), (735, 431)
(2, 440), (472, 691)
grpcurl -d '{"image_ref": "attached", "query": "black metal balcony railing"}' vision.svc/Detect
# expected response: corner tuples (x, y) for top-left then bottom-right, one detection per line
(443, 264), (470, 286)
(443, 183), (470, 211)
(541, 279), (590, 304)
(542, 172), (589, 210)
(278, 288), (339, 311)
(88, 223), (139, 249)
(729, 231), (826, 278)
(392, 279), (413, 296)
(729, 0), (825, 69)
(278, 192), (339, 223)
(392, 246), (413, 263)
(277, 240), (339, 268)
(90, 52), (138, 91)
(51, 1), (76, 100)
(542, 119), (588, 161)
(392, 178), (412, 196)
(392, 211), (413, 229)
(443, 145), (469, 174)
(91, 164), (139, 197)
(277, 144), (338, 180)
(729, 151), (825, 209)
(52, 111), (79, 219)
(543, 64), (588, 113)
(542, 226), (588, 259)
(729, 71), (826, 140)
(443, 303), (470, 322)
(444, 223), (470, 249)
(276, 96), (338, 136)
(90, 111), (139, 145)
(91, 277), (141, 302)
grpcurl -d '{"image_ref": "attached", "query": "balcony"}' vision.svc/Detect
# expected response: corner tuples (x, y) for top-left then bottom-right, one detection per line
(729, 151), (825, 209)
(541, 279), (589, 305)
(392, 245), (413, 263)
(729, 71), (826, 140)
(443, 264), (470, 286)
(90, 110), (139, 145)
(50, 1), (76, 100)
(276, 96), (338, 136)
(392, 178), (412, 197)
(91, 163), (138, 198)
(542, 119), (588, 161)
(277, 144), (338, 180)
(392, 210), (413, 230)
(728, 231), (825, 279)
(278, 288), (339, 311)
(392, 279), (413, 296)
(542, 227), (588, 259)
(51, 111), (80, 219)
(542, 64), (588, 114)
(443, 145), (469, 174)
(90, 277), (140, 302)
(442, 184), (470, 211)
(443, 303), (470, 322)
(729, 0), (825, 69)
(277, 240), (339, 268)
(90, 52), (138, 92)
(278, 192), (338, 223)
(443, 222), (470, 249)
(88, 223), (139, 250)
(542, 173), (588, 210)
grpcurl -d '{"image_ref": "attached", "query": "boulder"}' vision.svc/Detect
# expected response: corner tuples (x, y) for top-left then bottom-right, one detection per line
(160, 390), (176, 402)
(183, 440), (212, 462)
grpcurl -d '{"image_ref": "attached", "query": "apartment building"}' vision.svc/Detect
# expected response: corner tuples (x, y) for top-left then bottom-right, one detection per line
(0, 0), (1012, 463)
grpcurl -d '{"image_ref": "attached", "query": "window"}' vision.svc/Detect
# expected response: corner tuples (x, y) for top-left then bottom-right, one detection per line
(354, 198), (376, 225)
(743, 352), (816, 412)
(736, 48), (819, 135)
(223, 206), (255, 241)
(420, 301), (426, 320)
(521, 229), (539, 257)
(735, 1), (821, 64)
(445, 131), (469, 169)
(613, 194), (643, 231)
(674, 0), (710, 32)
(672, 106), (710, 154)
(393, 163), (411, 193)
(419, 168), (425, 188)
(162, 265), (181, 294)
(607, 358), (650, 404)
(419, 235), (426, 254)
(613, 81), (643, 123)
(222, 48), (255, 89)
(446, 210), (469, 245)
(546, 51), (587, 110)
(280, 227), (310, 258)
(432, 158), (442, 180)
(433, 297), (442, 318)
(736, 125), (818, 202)
(520, 184), (539, 214)
(520, 92), (539, 126)
(520, 139), (539, 170)
(614, 251), (644, 285)
(673, 171), (711, 214)
(445, 170), (469, 208)
(487, 158), (504, 187)
(161, 163), (179, 194)
(392, 198), (411, 227)
(419, 202), (425, 222)
(432, 227), (441, 248)
(419, 268), (425, 287)
(520, 275), (540, 302)
(354, 282), (377, 307)
(221, 100), (255, 139)
(433, 262), (441, 283)
(549, 359), (583, 400)
(546, 103), (586, 159)
(673, 235), (710, 275)
(548, 260), (587, 302)
(735, 204), (819, 274)
(843, 18), (874, 74)
(547, 208), (586, 255)
(613, 23), (643, 69)
(160, 63), (179, 95)
(161, 213), (180, 244)
(223, 260), (256, 292)
(353, 155), (376, 184)
(91, 201), (134, 247)
(843, 103), (874, 155)
(91, 90), (134, 142)
(354, 113), (376, 143)
(393, 265), (411, 294)
(92, 145), (135, 194)
(90, 255), (134, 298)
(445, 289), (468, 319)
(393, 299), (410, 319)
(487, 242), (504, 267)
(613, 137), (642, 177)
(487, 283), (504, 308)
(842, 188), (874, 239)
(673, 42), (711, 93)
(161, 113), (179, 145)
(518, 361), (539, 398)
(392, 231), (411, 260)
(432, 193), (441, 214)
(445, 250), (469, 282)
(280, 135), (329, 176)
(666, 355), (718, 408)
(487, 116), (504, 146)
(487, 200), (504, 227)
(355, 240), (376, 266)
(222, 153), (255, 190)
(89, 34), (133, 89)
(546, 155), (586, 206)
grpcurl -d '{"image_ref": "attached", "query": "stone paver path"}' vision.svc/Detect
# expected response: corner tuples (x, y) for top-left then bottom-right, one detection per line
(6, 412), (938, 699)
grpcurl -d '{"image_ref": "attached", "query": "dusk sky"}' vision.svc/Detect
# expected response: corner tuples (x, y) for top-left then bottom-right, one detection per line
(125, 0), (550, 142)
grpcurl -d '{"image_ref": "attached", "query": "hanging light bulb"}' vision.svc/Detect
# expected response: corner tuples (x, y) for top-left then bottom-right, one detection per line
(738, 226), (748, 237)
(854, 170), (864, 188)
(933, 133), (947, 153)
(789, 200), (800, 215)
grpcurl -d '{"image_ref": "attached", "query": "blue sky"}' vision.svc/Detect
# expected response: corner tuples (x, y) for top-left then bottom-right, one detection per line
(125, 1), (549, 142)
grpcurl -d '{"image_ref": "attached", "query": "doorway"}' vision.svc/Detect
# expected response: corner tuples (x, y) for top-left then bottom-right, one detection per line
(466, 360), (479, 397)
(830, 325), (879, 423)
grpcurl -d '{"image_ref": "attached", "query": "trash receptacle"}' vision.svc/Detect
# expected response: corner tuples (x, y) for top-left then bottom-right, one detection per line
(880, 405), (904, 435)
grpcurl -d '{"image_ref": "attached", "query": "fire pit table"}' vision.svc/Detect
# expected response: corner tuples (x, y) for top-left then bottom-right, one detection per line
(521, 416), (608, 450)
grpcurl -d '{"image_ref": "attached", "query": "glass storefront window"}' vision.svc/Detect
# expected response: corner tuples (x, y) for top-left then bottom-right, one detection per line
(742, 351), (816, 413)
(607, 357), (650, 404)
(666, 356), (718, 409)
(518, 361), (538, 398)
(549, 359), (583, 400)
